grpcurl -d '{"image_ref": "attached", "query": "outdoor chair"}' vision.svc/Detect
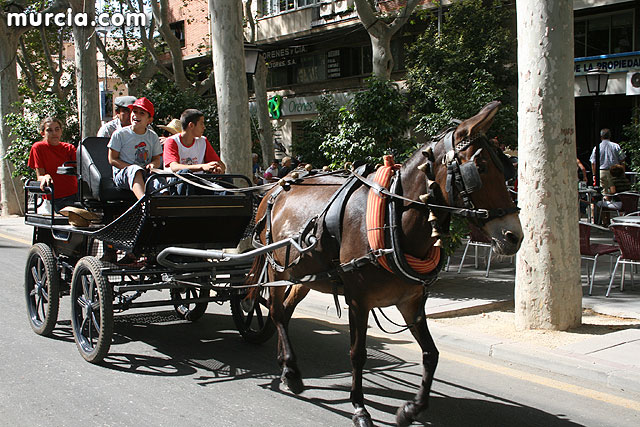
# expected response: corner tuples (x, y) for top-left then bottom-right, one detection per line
(606, 222), (640, 297)
(579, 221), (618, 295)
(457, 226), (498, 277)
(597, 192), (640, 224)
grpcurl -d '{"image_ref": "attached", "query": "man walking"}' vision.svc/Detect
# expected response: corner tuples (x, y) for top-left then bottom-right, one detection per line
(590, 128), (625, 190)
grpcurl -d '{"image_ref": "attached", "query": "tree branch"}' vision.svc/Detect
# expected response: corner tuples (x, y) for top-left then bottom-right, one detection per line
(151, 0), (189, 89)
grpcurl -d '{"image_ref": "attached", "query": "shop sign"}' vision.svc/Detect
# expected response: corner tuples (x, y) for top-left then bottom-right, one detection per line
(251, 93), (353, 118)
(265, 45), (309, 69)
(575, 52), (640, 75)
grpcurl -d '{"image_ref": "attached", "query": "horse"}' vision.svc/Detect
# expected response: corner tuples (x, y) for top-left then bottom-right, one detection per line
(249, 101), (523, 426)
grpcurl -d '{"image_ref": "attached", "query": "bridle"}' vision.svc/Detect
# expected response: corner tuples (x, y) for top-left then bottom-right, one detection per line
(436, 129), (519, 222)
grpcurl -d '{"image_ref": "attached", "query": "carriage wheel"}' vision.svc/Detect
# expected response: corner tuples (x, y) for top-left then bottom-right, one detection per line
(170, 287), (210, 321)
(25, 243), (60, 336)
(70, 256), (113, 364)
(230, 286), (277, 344)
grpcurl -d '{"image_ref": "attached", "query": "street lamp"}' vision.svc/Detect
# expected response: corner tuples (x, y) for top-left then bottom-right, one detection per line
(243, 43), (261, 75)
(585, 68), (609, 188)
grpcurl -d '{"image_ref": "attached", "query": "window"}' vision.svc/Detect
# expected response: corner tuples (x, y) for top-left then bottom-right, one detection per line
(261, 0), (317, 16)
(169, 21), (185, 48)
(574, 11), (634, 57)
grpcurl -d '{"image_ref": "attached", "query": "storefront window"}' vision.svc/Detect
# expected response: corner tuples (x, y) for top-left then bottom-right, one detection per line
(297, 53), (326, 83)
(575, 10), (634, 57)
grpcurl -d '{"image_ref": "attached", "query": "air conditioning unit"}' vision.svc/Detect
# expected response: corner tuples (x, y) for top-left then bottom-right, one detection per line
(627, 71), (640, 95)
(319, 1), (333, 17)
(334, 0), (354, 13)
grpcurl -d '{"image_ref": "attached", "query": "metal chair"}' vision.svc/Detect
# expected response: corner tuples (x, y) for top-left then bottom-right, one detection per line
(457, 226), (494, 277)
(597, 192), (640, 223)
(607, 223), (640, 297)
(579, 221), (618, 295)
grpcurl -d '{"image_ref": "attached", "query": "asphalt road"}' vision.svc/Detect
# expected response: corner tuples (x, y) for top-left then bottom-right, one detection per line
(1, 234), (639, 427)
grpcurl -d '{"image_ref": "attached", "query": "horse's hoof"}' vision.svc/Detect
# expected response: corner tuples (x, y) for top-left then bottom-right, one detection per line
(281, 367), (304, 394)
(352, 407), (373, 427)
(395, 402), (418, 427)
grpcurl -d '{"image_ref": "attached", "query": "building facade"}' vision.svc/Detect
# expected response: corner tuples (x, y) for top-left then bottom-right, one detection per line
(165, 0), (640, 163)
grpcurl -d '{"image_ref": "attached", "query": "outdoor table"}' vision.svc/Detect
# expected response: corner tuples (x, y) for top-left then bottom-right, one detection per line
(579, 186), (599, 223)
(611, 215), (640, 224)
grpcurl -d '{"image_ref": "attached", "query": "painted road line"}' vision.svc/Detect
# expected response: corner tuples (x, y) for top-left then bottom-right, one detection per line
(0, 232), (31, 246)
(443, 350), (640, 411)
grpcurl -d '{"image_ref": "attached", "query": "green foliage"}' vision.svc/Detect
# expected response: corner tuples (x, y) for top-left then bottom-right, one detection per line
(406, 0), (516, 146)
(140, 77), (220, 150)
(291, 95), (337, 167)
(319, 78), (414, 168)
(3, 93), (79, 181)
(622, 107), (640, 183)
(440, 216), (470, 257)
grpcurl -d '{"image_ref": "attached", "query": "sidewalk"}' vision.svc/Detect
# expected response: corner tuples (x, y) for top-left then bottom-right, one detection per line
(3, 215), (640, 395)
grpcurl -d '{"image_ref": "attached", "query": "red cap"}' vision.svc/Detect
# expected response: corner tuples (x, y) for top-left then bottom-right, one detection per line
(129, 97), (154, 117)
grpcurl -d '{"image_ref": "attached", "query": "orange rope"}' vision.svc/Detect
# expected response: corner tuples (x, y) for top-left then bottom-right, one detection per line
(366, 155), (440, 275)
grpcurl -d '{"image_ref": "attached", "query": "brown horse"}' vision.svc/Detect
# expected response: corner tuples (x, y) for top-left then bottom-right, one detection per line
(250, 101), (522, 426)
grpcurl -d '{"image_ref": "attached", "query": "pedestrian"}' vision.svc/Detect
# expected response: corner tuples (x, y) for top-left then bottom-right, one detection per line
(264, 159), (279, 182)
(590, 128), (625, 190)
(28, 117), (78, 213)
(278, 156), (293, 178)
(97, 95), (136, 138)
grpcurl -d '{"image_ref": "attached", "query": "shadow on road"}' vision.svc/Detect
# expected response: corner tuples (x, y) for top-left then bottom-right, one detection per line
(83, 309), (582, 426)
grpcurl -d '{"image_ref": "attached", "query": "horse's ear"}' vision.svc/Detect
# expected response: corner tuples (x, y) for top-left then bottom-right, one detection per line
(454, 101), (501, 142)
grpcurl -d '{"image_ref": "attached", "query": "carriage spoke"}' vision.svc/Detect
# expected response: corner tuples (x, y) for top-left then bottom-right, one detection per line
(81, 276), (91, 299)
(36, 295), (44, 319)
(77, 296), (90, 310)
(31, 266), (41, 284)
(91, 313), (100, 335)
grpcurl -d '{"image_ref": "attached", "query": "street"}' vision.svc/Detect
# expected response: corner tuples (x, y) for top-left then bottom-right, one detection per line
(1, 234), (639, 427)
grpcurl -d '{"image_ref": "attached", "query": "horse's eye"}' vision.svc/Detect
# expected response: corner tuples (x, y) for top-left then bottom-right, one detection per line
(477, 162), (488, 174)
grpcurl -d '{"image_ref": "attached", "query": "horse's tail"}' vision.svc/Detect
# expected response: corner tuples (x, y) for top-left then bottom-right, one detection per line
(244, 253), (266, 301)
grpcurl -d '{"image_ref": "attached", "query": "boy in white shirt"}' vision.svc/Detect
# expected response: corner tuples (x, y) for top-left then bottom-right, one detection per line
(108, 97), (163, 199)
(163, 109), (226, 195)
(163, 109), (225, 173)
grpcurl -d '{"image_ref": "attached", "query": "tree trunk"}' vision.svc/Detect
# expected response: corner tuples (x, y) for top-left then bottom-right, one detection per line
(354, 0), (420, 81)
(209, 0), (252, 180)
(253, 56), (274, 168)
(515, 0), (581, 330)
(0, 29), (25, 215)
(70, 0), (100, 139)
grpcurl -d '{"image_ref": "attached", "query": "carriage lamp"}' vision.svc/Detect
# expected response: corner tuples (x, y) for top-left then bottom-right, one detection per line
(244, 43), (261, 75)
(585, 69), (609, 189)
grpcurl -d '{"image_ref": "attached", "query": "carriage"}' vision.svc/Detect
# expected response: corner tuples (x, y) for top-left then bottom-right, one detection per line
(24, 136), (282, 363)
(25, 102), (522, 426)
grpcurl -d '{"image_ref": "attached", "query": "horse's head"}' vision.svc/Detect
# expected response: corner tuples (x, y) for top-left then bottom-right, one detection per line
(425, 101), (522, 256)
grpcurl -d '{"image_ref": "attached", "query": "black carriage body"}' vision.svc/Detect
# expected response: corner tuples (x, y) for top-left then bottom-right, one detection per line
(23, 137), (271, 363)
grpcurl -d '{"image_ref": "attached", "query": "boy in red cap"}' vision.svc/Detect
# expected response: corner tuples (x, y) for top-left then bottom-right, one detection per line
(108, 97), (163, 199)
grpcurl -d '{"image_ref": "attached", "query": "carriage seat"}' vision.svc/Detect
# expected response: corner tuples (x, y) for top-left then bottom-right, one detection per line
(79, 137), (135, 203)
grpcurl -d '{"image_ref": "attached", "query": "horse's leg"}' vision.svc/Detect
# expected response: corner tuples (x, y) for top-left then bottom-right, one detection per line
(270, 285), (305, 394)
(348, 302), (374, 427)
(395, 295), (439, 427)
(284, 284), (310, 325)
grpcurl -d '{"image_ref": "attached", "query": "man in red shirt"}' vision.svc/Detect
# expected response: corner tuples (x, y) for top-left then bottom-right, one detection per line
(28, 117), (77, 212)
